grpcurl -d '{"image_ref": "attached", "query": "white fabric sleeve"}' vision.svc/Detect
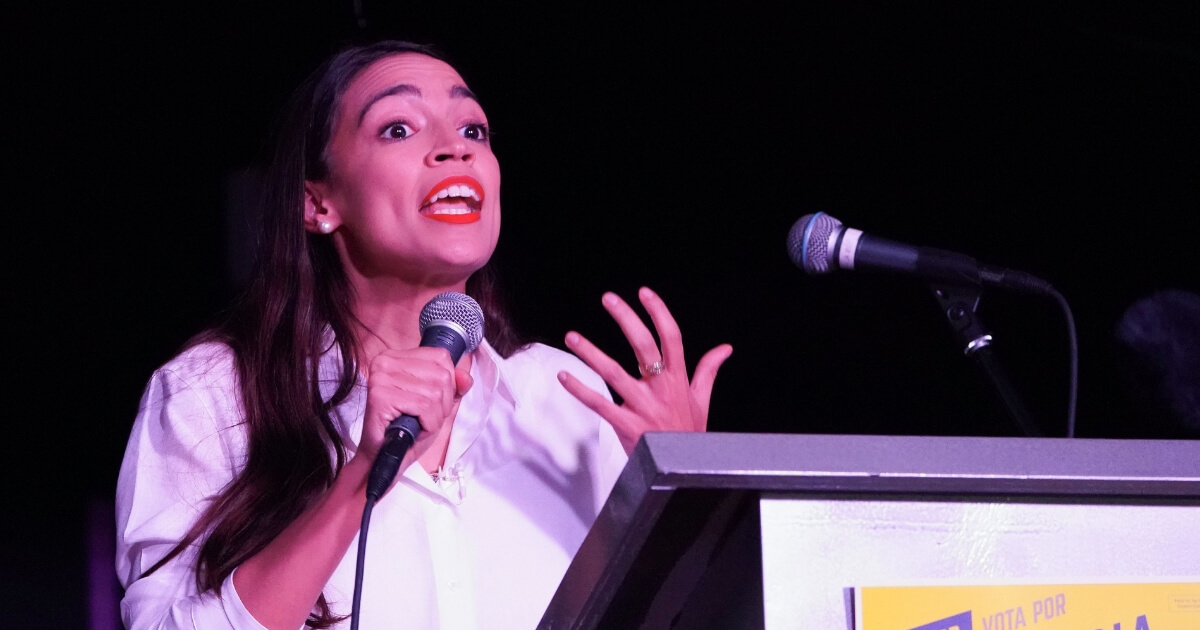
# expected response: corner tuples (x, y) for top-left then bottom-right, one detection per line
(115, 355), (269, 630)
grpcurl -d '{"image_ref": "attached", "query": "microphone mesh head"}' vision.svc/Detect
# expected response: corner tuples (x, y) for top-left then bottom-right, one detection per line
(418, 292), (486, 353)
(787, 212), (843, 274)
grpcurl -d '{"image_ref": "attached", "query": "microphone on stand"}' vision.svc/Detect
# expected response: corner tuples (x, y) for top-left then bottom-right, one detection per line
(785, 211), (1078, 438)
(787, 212), (1052, 293)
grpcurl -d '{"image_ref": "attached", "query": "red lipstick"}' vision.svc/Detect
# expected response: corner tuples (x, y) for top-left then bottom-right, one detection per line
(420, 176), (484, 224)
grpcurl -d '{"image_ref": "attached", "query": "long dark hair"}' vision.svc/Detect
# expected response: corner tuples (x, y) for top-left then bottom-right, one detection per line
(143, 41), (524, 627)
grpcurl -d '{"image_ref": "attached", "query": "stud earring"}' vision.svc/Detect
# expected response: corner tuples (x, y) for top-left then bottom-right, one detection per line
(318, 220), (333, 234)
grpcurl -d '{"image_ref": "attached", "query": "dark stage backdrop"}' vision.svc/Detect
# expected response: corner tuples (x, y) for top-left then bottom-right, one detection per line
(8, 2), (1199, 627)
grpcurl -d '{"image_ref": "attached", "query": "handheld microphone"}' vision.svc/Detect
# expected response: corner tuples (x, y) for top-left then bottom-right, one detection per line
(365, 292), (485, 501)
(787, 212), (1052, 293)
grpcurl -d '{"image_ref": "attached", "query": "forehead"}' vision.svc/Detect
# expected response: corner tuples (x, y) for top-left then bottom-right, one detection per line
(340, 53), (470, 113)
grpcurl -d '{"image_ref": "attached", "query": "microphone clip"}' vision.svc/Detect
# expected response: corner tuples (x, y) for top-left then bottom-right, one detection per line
(929, 281), (1041, 437)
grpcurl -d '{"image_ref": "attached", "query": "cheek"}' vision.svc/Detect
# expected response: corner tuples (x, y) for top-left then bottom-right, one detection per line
(341, 174), (417, 226)
(329, 140), (421, 209)
(487, 155), (502, 188)
(488, 203), (501, 235)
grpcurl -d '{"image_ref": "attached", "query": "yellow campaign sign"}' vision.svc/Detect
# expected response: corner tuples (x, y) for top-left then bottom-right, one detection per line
(855, 581), (1200, 630)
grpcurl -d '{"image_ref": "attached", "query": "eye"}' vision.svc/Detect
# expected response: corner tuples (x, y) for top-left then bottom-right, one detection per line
(380, 121), (413, 140)
(459, 123), (490, 142)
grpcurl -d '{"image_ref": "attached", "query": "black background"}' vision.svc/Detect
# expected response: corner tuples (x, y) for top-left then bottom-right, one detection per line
(7, 2), (1199, 626)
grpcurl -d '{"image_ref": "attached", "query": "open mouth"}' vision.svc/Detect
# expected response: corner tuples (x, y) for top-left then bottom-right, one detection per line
(421, 175), (483, 224)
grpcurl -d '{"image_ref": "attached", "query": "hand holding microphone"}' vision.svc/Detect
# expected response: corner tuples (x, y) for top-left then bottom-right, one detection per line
(351, 293), (485, 628)
(364, 292), (485, 501)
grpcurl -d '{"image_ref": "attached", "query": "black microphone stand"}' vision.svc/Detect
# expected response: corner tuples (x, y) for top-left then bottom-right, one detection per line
(930, 282), (1042, 437)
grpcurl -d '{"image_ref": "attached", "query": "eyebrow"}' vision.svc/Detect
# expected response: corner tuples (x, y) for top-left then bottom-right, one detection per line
(356, 84), (480, 128)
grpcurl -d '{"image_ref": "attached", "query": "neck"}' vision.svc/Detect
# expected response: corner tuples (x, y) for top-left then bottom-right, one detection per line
(348, 274), (469, 360)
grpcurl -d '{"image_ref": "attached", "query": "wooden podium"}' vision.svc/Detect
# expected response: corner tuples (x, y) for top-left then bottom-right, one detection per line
(538, 433), (1200, 629)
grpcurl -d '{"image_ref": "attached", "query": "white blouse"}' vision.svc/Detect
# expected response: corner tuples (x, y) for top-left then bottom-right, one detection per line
(116, 339), (628, 629)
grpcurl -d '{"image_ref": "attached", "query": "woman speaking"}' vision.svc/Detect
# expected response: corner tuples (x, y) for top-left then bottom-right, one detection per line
(116, 40), (731, 629)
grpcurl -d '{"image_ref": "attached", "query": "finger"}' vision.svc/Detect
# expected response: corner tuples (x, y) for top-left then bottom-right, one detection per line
(367, 358), (460, 423)
(372, 354), (459, 400)
(556, 370), (617, 414)
(405, 346), (460, 370)
(637, 287), (685, 371)
(600, 291), (663, 368)
(370, 350), (455, 383)
(689, 343), (733, 420)
(454, 368), (474, 398)
(557, 370), (642, 450)
(564, 330), (641, 393)
(370, 390), (442, 431)
(369, 362), (454, 398)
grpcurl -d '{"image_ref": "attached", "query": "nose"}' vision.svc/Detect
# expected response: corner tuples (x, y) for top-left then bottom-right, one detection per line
(425, 126), (474, 167)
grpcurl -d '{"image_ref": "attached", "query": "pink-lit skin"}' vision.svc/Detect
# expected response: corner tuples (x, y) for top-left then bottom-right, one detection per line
(306, 53), (500, 291)
(236, 53), (501, 630)
(231, 53), (730, 630)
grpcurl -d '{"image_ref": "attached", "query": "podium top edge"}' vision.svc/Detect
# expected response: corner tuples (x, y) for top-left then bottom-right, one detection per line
(631, 433), (1200, 493)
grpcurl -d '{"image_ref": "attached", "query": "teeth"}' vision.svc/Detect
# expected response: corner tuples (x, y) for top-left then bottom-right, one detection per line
(427, 183), (481, 204)
(430, 207), (473, 215)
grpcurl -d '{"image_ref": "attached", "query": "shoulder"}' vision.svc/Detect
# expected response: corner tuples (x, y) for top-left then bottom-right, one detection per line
(157, 340), (238, 387)
(117, 343), (249, 587)
(493, 342), (612, 414)
(503, 342), (607, 390)
(149, 341), (243, 403)
(136, 340), (244, 438)
(505, 342), (586, 371)
(490, 343), (627, 496)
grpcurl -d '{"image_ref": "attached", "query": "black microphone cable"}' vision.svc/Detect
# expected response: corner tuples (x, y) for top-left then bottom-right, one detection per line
(350, 292), (485, 630)
(789, 212), (1078, 437)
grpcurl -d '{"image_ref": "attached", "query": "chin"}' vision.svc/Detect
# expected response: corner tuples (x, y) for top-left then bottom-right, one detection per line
(428, 252), (494, 283)
(440, 238), (497, 267)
